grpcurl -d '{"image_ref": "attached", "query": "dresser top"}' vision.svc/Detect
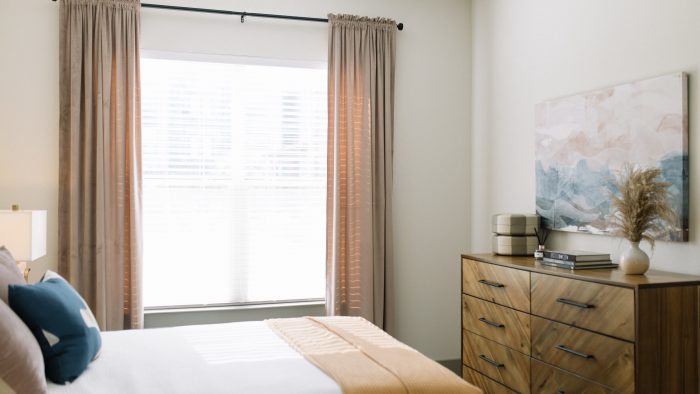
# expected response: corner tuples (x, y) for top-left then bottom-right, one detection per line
(463, 253), (700, 288)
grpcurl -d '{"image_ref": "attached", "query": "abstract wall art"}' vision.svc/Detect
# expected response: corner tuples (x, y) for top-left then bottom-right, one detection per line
(535, 72), (688, 242)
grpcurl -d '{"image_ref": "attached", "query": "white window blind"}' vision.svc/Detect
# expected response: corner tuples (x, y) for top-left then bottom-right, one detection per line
(141, 56), (327, 308)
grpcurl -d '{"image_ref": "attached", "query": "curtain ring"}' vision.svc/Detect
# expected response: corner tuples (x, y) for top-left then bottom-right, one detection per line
(240, 12), (246, 24)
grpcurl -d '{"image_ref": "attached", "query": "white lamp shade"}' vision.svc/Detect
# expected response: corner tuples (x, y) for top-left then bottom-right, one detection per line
(0, 210), (47, 262)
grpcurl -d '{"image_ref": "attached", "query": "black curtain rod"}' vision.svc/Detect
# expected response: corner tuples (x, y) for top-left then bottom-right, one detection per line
(49, 1), (404, 31)
(142, 3), (404, 31)
(141, 0), (403, 30)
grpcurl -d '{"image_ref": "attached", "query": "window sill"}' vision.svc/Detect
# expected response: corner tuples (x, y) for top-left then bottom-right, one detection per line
(144, 299), (325, 315)
(143, 299), (326, 329)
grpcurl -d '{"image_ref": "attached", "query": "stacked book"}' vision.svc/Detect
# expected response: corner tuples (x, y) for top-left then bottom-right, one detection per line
(542, 250), (617, 270)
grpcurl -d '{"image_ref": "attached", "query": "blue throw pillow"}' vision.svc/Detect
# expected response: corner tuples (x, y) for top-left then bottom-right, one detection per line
(8, 271), (102, 384)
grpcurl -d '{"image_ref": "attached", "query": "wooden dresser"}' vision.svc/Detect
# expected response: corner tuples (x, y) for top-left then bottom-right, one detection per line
(460, 253), (700, 394)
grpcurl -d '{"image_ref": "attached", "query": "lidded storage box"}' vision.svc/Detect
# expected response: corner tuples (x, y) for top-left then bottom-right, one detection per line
(492, 235), (538, 256)
(492, 213), (540, 256)
(492, 213), (539, 235)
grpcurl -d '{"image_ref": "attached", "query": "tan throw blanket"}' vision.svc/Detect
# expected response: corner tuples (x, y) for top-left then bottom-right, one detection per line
(267, 316), (481, 394)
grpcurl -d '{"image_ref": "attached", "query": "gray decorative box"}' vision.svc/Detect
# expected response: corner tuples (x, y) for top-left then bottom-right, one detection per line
(492, 235), (539, 256)
(492, 213), (540, 236)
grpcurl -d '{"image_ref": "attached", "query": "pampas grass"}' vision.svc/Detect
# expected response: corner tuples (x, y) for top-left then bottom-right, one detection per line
(609, 165), (675, 249)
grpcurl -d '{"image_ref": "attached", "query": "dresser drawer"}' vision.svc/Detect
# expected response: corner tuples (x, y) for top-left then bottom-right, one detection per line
(462, 294), (530, 354)
(531, 359), (616, 394)
(462, 365), (517, 394)
(531, 316), (634, 393)
(462, 258), (530, 313)
(462, 330), (530, 393)
(531, 273), (635, 341)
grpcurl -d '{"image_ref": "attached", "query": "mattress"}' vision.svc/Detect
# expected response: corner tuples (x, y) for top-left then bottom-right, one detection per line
(47, 321), (341, 394)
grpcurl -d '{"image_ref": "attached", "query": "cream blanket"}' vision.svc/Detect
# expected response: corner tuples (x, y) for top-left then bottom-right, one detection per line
(267, 316), (481, 394)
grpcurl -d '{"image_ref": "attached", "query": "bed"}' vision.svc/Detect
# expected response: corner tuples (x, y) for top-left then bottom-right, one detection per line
(46, 317), (481, 394)
(1, 257), (479, 393)
(46, 320), (339, 394)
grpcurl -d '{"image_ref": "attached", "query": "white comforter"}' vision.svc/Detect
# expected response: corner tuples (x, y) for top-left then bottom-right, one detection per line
(47, 321), (342, 394)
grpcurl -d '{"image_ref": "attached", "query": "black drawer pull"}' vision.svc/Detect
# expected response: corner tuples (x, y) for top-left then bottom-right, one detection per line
(555, 344), (594, 359)
(478, 354), (504, 368)
(478, 317), (505, 328)
(557, 298), (594, 309)
(478, 279), (505, 288)
(556, 391), (565, 394)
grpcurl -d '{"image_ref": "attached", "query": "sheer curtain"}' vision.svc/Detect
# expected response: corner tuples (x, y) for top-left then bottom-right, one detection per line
(58, 0), (143, 330)
(326, 14), (396, 331)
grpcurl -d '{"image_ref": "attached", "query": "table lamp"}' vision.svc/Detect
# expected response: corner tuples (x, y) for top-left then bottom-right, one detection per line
(0, 205), (47, 282)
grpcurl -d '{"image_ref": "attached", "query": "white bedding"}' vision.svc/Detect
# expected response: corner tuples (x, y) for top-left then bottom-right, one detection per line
(47, 321), (342, 394)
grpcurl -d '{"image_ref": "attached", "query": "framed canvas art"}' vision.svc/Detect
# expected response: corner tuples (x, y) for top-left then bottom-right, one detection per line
(535, 72), (688, 242)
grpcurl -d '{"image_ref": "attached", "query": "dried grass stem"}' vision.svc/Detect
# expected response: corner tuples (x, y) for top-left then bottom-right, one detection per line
(610, 165), (675, 248)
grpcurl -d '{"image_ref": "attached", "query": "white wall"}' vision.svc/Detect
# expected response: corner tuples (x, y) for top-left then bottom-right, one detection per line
(0, 0), (59, 283)
(0, 0), (471, 361)
(471, 0), (700, 275)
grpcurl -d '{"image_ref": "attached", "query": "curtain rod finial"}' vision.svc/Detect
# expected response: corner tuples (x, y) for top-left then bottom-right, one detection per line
(397, 23), (403, 31)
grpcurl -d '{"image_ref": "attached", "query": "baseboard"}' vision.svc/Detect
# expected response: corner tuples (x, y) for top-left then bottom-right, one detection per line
(437, 358), (461, 375)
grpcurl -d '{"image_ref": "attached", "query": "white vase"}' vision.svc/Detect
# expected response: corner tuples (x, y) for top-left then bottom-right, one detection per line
(619, 241), (650, 275)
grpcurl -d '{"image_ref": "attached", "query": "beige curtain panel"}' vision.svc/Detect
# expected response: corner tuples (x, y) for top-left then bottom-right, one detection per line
(58, 0), (143, 330)
(326, 14), (396, 331)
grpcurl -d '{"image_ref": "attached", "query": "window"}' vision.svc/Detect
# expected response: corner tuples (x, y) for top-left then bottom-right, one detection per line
(141, 54), (327, 308)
